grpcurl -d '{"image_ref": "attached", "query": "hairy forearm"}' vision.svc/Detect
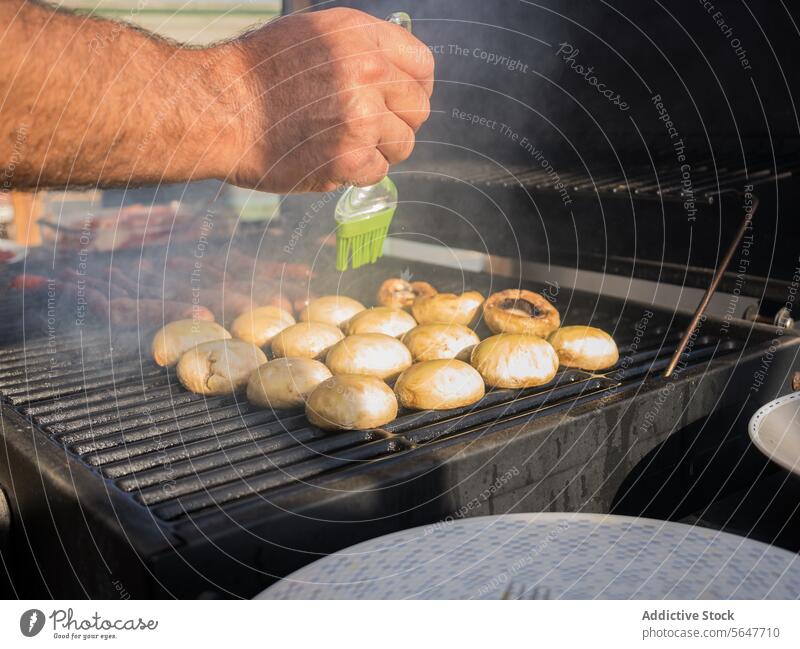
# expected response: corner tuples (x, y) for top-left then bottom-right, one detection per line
(0, 0), (248, 189)
(0, 3), (433, 193)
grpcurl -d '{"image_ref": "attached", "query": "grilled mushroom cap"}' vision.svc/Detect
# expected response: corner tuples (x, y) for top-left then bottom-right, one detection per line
(394, 359), (485, 410)
(411, 290), (484, 326)
(300, 295), (365, 329)
(231, 305), (296, 348)
(177, 339), (267, 395)
(151, 319), (231, 367)
(345, 306), (418, 338)
(271, 322), (345, 359)
(470, 333), (558, 389)
(402, 323), (480, 361)
(483, 289), (560, 337)
(325, 333), (412, 381)
(376, 278), (438, 310)
(548, 326), (619, 371)
(247, 357), (332, 409)
(306, 374), (398, 430)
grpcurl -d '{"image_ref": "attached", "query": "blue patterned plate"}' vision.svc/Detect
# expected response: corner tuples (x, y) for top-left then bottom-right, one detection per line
(257, 513), (800, 599)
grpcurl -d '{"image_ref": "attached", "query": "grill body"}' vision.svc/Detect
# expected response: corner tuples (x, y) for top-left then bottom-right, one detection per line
(2, 0), (799, 600)
(1, 260), (795, 598)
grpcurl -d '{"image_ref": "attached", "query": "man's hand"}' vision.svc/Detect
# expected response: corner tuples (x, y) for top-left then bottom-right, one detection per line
(229, 8), (434, 192)
(0, 3), (434, 192)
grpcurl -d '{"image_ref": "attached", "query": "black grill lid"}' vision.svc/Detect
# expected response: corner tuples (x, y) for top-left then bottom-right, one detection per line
(283, 0), (800, 302)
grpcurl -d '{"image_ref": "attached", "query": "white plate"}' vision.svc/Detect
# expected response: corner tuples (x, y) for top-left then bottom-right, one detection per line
(749, 392), (800, 477)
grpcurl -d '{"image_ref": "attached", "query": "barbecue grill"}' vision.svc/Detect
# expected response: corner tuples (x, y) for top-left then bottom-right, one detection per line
(2, 0), (800, 598)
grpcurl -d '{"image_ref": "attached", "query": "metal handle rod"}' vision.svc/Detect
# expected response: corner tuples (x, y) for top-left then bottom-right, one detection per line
(663, 194), (759, 378)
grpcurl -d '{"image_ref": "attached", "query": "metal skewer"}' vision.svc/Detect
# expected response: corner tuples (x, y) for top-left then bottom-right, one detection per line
(663, 193), (759, 378)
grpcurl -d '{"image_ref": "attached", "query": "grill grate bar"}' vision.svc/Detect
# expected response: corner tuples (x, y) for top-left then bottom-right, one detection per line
(132, 430), (378, 505)
(631, 339), (739, 381)
(152, 437), (403, 521)
(0, 333), (104, 360)
(5, 365), (165, 405)
(0, 335), (144, 368)
(94, 372), (588, 474)
(382, 370), (592, 435)
(108, 424), (328, 486)
(66, 407), (282, 455)
(23, 377), (174, 419)
(403, 376), (612, 444)
(49, 393), (253, 437)
(40, 388), (210, 431)
(85, 413), (308, 468)
(0, 351), (130, 379)
(0, 357), (152, 390)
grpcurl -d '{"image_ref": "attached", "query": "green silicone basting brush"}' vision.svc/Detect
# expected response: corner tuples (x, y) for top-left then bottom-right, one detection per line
(334, 11), (412, 272)
(335, 175), (398, 271)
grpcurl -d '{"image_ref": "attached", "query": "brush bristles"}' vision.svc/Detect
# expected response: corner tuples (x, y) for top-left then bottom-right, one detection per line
(334, 208), (395, 271)
(336, 224), (391, 271)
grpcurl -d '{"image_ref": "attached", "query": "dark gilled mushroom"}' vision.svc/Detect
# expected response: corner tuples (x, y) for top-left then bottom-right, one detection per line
(483, 289), (560, 337)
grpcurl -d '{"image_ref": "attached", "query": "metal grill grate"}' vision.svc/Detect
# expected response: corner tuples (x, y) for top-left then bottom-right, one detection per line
(0, 318), (741, 523)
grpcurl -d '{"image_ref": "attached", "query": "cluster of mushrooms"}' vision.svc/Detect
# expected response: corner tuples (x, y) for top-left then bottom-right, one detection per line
(150, 277), (619, 431)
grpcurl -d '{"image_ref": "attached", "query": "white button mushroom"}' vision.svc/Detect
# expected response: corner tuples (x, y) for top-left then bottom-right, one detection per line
(345, 306), (417, 338)
(151, 319), (231, 367)
(231, 305), (295, 348)
(306, 375), (398, 431)
(548, 326), (619, 371)
(177, 339), (267, 395)
(402, 323), (480, 361)
(325, 333), (412, 381)
(247, 357), (332, 409)
(300, 295), (365, 329)
(471, 333), (559, 389)
(411, 290), (484, 326)
(271, 322), (345, 360)
(394, 359), (485, 410)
